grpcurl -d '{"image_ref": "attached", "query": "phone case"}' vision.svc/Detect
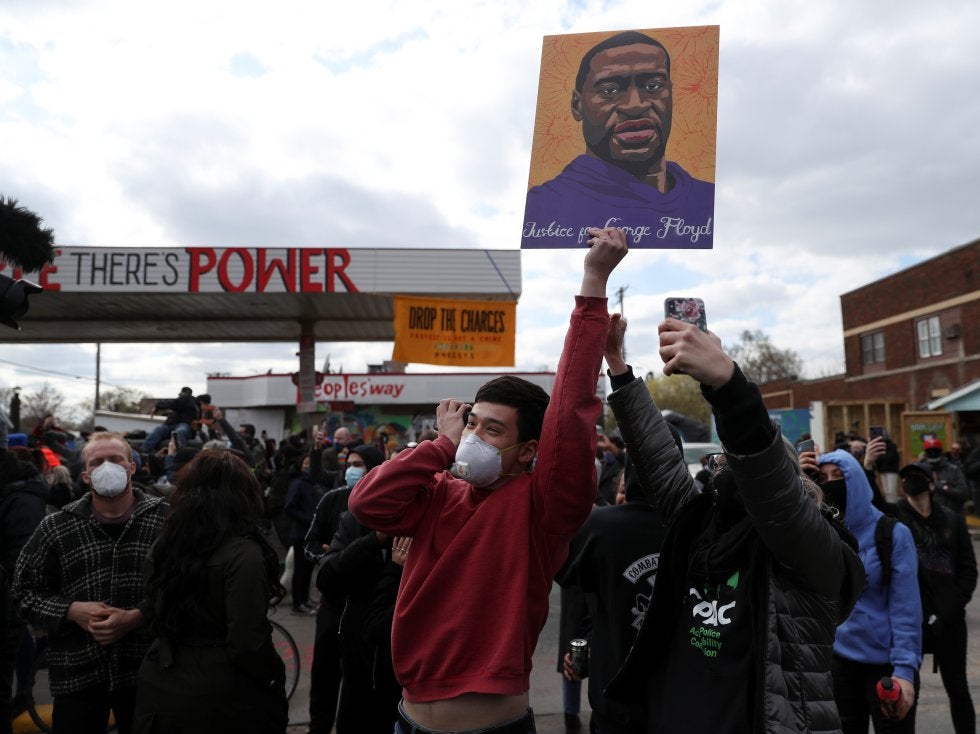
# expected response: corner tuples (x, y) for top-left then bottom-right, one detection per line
(664, 297), (707, 332)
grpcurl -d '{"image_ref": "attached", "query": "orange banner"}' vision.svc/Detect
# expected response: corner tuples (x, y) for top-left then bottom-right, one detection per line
(392, 296), (516, 367)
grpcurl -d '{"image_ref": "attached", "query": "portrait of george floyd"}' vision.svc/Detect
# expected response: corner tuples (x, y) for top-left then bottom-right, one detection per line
(521, 26), (719, 250)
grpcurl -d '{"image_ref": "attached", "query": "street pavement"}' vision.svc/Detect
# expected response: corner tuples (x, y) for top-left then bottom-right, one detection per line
(281, 535), (980, 733)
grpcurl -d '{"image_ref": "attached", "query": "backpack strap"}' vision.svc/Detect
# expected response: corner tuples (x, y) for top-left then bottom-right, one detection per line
(874, 514), (897, 588)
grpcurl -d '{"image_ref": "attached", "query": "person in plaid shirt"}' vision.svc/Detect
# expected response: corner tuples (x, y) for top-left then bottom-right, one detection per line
(13, 432), (168, 734)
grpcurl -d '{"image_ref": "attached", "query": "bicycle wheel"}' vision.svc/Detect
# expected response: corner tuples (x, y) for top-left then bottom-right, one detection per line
(270, 620), (300, 701)
(26, 640), (52, 734)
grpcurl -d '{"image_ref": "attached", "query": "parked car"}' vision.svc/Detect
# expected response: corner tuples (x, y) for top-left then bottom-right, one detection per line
(683, 442), (722, 478)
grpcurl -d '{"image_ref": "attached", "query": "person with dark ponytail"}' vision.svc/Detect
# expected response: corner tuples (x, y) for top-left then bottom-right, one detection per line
(133, 450), (288, 734)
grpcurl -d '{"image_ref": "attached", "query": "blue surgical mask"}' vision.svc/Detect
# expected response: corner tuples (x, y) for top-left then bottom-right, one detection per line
(345, 466), (366, 488)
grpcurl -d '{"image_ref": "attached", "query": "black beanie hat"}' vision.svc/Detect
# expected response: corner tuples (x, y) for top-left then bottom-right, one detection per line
(348, 445), (385, 472)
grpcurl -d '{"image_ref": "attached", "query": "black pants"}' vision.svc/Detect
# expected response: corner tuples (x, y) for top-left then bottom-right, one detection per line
(832, 654), (919, 734)
(291, 541), (315, 608)
(929, 616), (975, 734)
(336, 658), (396, 734)
(0, 618), (22, 734)
(52, 684), (136, 734)
(590, 710), (645, 734)
(308, 603), (342, 734)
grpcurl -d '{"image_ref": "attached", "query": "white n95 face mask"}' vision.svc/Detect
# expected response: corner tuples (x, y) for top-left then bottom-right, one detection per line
(451, 434), (522, 488)
(89, 461), (130, 498)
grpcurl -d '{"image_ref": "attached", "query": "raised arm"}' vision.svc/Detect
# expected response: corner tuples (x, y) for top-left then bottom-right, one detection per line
(660, 319), (851, 593)
(533, 229), (627, 535)
(605, 316), (697, 523)
(580, 227), (628, 297)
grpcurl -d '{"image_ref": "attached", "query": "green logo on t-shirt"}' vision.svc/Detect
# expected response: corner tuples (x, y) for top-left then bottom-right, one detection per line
(687, 571), (741, 658)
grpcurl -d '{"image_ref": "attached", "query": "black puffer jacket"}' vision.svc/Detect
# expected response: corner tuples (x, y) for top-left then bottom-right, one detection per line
(605, 373), (865, 733)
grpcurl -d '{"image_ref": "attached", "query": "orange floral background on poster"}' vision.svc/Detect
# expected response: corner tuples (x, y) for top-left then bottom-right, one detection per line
(527, 25), (719, 189)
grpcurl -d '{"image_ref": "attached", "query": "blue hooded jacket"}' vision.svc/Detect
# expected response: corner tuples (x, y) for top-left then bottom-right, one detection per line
(818, 449), (922, 681)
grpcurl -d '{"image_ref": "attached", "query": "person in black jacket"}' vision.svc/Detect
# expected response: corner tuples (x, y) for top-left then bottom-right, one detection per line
(893, 461), (978, 734)
(596, 431), (626, 506)
(308, 444), (386, 734)
(362, 536), (411, 731)
(142, 387), (200, 454)
(284, 453), (322, 614)
(0, 449), (49, 732)
(603, 314), (865, 734)
(557, 460), (668, 734)
(315, 444), (396, 734)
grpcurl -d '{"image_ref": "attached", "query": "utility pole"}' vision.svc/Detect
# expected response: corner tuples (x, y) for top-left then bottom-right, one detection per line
(615, 285), (629, 361)
(615, 285), (629, 316)
(10, 387), (21, 432)
(95, 342), (101, 412)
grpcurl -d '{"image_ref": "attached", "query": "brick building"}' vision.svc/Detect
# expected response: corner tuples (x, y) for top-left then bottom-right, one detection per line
(760, 238), (979, 460)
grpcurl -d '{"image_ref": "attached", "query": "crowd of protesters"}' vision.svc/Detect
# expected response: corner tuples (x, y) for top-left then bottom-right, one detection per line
(1, 232), (979, 734)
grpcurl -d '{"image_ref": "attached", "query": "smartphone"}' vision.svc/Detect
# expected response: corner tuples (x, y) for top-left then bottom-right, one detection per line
(705, 453), (726, 472)
(796, 439), (815, 455)
(664, 297), (707, 332)
(869, 426), (884, 440)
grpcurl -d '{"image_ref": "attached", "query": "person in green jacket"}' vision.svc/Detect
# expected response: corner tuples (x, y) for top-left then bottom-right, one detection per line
(133, 450), (288, 734)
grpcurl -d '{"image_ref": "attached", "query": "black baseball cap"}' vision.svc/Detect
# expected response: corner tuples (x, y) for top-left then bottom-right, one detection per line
(899, 462), (932, 481)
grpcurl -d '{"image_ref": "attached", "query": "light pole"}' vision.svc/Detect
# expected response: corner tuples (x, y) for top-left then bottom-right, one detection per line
(10, 386), (21, 432)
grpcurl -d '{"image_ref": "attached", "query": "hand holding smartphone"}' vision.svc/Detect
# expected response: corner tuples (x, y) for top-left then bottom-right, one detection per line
(664, 297), (707, 332)
(796, 439), (819, 477)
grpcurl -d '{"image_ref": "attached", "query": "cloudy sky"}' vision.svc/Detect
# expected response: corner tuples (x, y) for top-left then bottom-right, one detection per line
(2, 0), (979, 416)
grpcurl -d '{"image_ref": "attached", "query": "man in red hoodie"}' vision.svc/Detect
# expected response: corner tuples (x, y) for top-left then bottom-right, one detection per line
(349, 229), (627, 733)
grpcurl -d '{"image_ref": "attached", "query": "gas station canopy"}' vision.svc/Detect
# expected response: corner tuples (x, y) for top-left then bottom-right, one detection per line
(1, 246), (522, 343)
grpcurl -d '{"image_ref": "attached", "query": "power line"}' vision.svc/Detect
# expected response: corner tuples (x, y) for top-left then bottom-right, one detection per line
(0, 358), (133, 392)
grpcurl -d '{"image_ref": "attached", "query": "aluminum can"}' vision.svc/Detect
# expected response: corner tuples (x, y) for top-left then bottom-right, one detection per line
(569, 638), (589, 678)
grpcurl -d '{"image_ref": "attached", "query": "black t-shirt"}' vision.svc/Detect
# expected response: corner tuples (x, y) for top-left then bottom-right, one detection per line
(647, 564), (755, 733)
(100, 521), (127, 541)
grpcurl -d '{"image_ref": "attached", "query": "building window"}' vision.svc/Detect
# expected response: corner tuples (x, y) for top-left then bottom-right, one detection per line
(916, 316), (942, 358)
(861, 331), (885, 365)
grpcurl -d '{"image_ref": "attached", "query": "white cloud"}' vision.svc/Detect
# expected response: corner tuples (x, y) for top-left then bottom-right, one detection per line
(2, 0), (978, 416)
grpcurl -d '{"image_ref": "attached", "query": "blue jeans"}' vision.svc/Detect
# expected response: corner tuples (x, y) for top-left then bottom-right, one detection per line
(562, 677), (581, 715)
(142, 422), (191, 454)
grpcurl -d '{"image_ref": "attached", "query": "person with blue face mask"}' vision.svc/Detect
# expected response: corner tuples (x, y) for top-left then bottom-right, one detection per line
(314, 444), (395, 733)
(344, 453), (367, 488)
(306, 444), (385, 734)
